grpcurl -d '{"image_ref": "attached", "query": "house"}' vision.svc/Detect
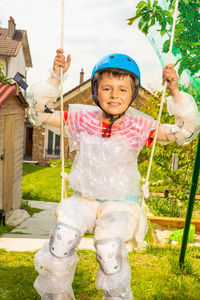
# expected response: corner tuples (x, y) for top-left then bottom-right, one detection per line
(0, 17), (32, 82)
(32, 70), (159, 162)
(0, 17), (33, 160)
(0, 82), (28, 214)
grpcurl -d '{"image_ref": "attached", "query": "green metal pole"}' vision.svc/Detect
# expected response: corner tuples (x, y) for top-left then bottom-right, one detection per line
(179, 133), (200, 267)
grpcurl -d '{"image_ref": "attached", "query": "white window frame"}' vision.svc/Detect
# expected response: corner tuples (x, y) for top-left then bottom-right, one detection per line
(44, 129), (60, 159)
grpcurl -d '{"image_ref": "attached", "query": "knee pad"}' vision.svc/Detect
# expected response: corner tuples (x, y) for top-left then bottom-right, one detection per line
(95, 238), (122, 275)
(50, 222), (81, 258)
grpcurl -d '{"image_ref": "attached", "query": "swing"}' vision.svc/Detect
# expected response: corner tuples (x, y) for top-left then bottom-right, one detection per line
(60, 0), (67, 203)
(58, 0), (200, 268)
(58, 0), (180, 204)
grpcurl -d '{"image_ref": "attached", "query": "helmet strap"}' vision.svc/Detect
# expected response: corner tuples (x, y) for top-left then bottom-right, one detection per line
(102, 110), (126, 138)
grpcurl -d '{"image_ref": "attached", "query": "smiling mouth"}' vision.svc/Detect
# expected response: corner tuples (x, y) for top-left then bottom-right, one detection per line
(108, 102), (121, 106)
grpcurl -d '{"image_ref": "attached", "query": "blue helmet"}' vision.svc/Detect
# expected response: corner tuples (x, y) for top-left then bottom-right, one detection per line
(91, 53), (141, 107)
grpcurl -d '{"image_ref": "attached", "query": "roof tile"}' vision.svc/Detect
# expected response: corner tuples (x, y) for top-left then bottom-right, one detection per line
(0, 81), (17, 109)
(0, 28), (25, 56)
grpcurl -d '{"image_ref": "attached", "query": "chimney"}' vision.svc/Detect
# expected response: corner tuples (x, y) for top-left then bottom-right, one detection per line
(80, 68), (84, 85)
(8, 17), (16, 39)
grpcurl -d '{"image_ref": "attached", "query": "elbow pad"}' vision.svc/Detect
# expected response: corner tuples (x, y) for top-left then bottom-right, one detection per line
(27, 91), (56, 127)
(163, 92), (200, 146)
(28, 69), (68, 127)
(27, 73), (60, 126)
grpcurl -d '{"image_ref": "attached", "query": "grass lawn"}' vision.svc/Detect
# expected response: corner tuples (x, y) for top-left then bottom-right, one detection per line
(2, 163), (199, 299)
(0, 247), (200, 300)
(23, 162), (172, 203)
(22, 163), (200, 218)
(22, 163), (73, 202)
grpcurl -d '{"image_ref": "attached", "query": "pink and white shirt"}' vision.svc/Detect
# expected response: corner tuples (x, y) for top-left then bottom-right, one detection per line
(63, 105), (157, 201)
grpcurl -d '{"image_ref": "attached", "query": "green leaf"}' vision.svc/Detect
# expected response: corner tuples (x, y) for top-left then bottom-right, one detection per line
(161, 29), (167, 37)
(162, 39), (170, 53)
(138, 17), (148, 32)
(142, 10), (150, 22)
(155, 9), (167, 30)
(147, 0), (151, 6)
(136, 1), (148, 9)
(137, 4), (148, 16)
(153, 0), (158, 8)
(127, 15), (139, 25)
(163, 10), (172, 18)
(163, 10), (173, 25)
(150, 16), (156, 26)
(143, 23), (150, 34)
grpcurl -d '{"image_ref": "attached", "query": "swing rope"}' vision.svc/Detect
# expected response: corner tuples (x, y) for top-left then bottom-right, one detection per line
(141, 0), (180, 208)
(58, 0), (179, 205)
(60, 0), (67, 202)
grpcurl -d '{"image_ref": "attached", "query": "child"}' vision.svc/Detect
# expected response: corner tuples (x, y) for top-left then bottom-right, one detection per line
(30, 49), (200, 300)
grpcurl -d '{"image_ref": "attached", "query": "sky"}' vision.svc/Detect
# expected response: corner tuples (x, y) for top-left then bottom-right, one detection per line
(0, 0), (164, 93)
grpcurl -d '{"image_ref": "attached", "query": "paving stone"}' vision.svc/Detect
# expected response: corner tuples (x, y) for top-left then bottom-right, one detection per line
(23, 200), (58, 211)
(0, 200), (157, 251)
(11, 210), (56, 237)
(6, 209), (30, 226)
(0, 237), (95, 252)
(1, 200), (95, 251)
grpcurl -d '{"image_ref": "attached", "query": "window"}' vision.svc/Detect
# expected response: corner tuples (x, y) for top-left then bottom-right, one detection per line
(45, 130), (60, 158)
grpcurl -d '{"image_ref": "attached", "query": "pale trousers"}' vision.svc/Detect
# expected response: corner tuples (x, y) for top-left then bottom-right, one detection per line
(34, 194), (147, 299)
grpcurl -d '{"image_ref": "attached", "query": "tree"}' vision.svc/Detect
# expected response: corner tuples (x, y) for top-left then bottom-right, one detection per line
(128, 0), (200, 202)
(0, 63), (11, 84)
(127, 0), (200, 78)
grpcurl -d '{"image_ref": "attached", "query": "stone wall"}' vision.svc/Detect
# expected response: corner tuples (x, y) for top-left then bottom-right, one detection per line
(32, 126), (45, 162)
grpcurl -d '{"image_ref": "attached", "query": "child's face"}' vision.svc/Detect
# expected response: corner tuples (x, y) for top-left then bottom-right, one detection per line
(96, 72), (133, 122)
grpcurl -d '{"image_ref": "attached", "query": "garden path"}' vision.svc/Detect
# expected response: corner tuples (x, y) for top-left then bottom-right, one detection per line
(0, 200), (95, 251)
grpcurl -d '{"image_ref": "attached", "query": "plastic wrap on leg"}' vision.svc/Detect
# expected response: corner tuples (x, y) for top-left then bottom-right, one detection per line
(96, 201), (148, 249)
(95, 211), (131, 241)
(34, 242), (78, 297)
(42, 289), (74, 300)
(96, 262), (133, 300)
(95, 204), (136, 299)
(102, 291), (133, 300)
(56, 195), (98, 235)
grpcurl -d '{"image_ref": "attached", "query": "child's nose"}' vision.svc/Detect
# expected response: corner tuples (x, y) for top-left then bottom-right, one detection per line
(111, 89), (119, 98)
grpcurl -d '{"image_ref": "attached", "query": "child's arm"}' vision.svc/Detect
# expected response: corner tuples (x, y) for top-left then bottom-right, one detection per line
(28, 49), (70, 131)
(156, 64), (200, 145)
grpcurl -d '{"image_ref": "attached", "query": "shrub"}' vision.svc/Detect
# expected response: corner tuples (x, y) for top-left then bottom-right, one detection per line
(146, 196), (184, 217)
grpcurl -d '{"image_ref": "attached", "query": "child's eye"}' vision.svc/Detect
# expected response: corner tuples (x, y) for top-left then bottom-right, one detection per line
(120, 89), (127, 92)
(103, 88), (110, 91)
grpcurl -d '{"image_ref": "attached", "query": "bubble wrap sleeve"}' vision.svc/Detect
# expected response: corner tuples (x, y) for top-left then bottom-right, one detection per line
(160, 92), (200, 145)
(167, 91), (200, 125)
(159, 92), (200, 146)
(30, 72), (61, 113)
(28, 68), (68, 127)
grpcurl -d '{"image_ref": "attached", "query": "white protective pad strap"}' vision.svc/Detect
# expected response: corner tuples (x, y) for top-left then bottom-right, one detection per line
(163, 122), (196, 146)
(95, 238), (122, 275)
(27, 73), (61, 127)
(50, 222), (81, 258)
(27, 92), (43, 127)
